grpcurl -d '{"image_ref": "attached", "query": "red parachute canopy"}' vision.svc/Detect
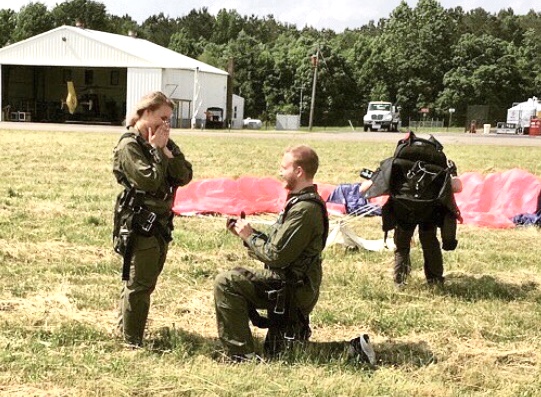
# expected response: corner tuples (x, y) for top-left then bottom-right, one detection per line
(454, 168), (541, 228)
(172, 169), (541, 228)
(172, 176), (339, 216)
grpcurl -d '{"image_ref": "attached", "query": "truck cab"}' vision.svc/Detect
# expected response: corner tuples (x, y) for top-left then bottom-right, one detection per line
(363, 101), (401, 132)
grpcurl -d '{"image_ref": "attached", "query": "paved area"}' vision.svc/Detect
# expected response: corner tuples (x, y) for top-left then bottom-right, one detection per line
(2, 121), (541, 146)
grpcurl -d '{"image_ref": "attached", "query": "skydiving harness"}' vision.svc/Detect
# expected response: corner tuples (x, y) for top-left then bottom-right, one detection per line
(366, 131), (461, 250)
(249, 191), (329, 356)
(113, 132), (173, 281)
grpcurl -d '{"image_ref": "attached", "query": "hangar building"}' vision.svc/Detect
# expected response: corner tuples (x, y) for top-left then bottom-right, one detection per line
(0, 25), (232, 127)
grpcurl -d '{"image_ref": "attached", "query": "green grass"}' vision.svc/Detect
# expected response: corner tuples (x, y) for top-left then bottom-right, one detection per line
(1, 128), (541, 396)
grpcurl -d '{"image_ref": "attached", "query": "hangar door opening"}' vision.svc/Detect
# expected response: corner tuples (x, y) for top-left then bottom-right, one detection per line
(1, 65), (127, 125)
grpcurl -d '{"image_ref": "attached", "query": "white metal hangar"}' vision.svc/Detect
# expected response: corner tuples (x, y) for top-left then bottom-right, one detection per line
(0, 25), (229, 127)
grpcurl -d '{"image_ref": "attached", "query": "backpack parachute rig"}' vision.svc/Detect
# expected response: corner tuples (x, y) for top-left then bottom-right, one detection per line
(364, 131), (461, 251)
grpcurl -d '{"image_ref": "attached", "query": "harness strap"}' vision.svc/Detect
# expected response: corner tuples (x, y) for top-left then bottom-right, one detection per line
(283, 191), (329, 248)
(122, 231), (135, 281)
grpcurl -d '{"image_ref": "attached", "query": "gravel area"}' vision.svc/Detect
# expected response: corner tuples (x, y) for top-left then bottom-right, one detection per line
(2, 121), (541, 147)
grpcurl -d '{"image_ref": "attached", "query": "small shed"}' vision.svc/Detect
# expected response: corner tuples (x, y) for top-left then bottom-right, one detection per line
(0, 25), (230, 127)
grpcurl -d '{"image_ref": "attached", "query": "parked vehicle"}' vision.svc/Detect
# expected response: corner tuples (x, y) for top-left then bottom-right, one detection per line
(363, 101), (401, 132)
(496, 97), (541, 135)
(205, 107), (224, 129)
(243, 117), (262, 129)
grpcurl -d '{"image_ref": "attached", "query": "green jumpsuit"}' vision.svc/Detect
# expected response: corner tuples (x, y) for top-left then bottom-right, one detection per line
(113, 131), (192, 345)
(214, 186), (327, 356)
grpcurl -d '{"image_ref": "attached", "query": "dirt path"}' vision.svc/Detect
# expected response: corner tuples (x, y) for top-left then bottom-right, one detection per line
(2, 121), (541, 147)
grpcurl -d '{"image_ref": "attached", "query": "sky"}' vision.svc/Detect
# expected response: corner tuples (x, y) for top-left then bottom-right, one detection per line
(4, 0), (540, 32)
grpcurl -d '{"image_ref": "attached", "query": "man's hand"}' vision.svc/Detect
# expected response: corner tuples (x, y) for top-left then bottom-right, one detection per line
(232, 219), (254, 240)
(451, 176), (463, 193)
(226, 218), (239, 236)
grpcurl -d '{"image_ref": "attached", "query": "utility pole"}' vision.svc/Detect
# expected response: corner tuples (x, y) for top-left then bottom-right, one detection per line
(226, 57), (234, 129)
(308, 49), (319, 131)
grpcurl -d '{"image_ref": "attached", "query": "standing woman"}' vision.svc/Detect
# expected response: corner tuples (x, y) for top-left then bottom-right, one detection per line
(112, 91), (193, 346)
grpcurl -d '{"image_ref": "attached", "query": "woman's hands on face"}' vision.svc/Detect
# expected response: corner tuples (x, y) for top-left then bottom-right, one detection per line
(148, 120), (170, 149)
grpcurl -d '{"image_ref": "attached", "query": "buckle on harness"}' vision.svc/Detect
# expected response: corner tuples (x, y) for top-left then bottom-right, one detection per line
(134, 207), (157, 232)
(141, 211), (156, 232)
(267, 288), (286, 315)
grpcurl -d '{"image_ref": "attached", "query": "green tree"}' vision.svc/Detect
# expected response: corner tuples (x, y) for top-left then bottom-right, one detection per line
(437, 33), (523, 124)
(0, 8), (16, 47)
(11, 2), (54, 43)
(223, 31), (266, 118)
(51, 0), (111, 31)
(242, 14), (292, 44)
(457, 7), (494, 36)
(108, 14), (139, 36)
(140, 13), (179, 47)
(211, 9), (244, 45)
(517, 29), (541, 96)
(494, 8), (524, 45)
(337, 29), (379, 121)
(198, 41), (227, 69)
(365, 0), (456, 122)
(520, 10), (541, 33)
(309, 41), (361, 125)
(177, 8), (215, 42)
(169, 28), (204, 59)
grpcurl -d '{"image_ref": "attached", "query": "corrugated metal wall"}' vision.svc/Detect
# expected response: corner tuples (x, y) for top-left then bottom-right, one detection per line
(198, 72), (228, 119)
(0, 29), (146, 68)
(162, 68), (228, 125)
(125, 68), (163, 122)
(163, 69), (192, 100)
(231, 94), (245, 129)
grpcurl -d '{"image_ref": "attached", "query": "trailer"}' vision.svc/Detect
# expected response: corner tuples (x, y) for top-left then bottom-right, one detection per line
(496, 97), (541, 135)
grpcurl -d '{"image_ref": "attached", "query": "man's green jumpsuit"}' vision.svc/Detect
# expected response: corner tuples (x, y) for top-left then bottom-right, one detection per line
(113, 131), (192, 345)
(214, 185), (327, 356)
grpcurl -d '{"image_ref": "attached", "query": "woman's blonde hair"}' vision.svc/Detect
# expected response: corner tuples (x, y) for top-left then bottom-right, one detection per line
(127, 91), (175, 127)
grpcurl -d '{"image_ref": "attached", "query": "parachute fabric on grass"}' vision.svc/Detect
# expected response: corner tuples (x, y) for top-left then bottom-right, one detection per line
(172, 176), (341, 216)
(326, 222), (395, 252)
(172, 170), (541, 229)
(454, 168), (541, 228)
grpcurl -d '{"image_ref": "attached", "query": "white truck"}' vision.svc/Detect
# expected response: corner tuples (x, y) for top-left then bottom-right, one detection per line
(363, 101), (401, 132)
(496, 96), (541, 135)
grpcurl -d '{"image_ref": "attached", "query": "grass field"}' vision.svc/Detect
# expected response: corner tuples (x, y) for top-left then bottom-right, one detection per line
(1, 128), (541, 396)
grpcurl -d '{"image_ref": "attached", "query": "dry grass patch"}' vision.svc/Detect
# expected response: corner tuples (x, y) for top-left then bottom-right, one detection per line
(2, 130), (541, 396)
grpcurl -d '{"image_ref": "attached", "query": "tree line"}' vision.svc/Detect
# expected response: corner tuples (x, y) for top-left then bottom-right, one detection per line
(1, 0), (540, 127)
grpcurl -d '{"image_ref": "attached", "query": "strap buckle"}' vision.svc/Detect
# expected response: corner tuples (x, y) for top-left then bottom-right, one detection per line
(140, 211), (156, 232)
(267, 287), (286, 315)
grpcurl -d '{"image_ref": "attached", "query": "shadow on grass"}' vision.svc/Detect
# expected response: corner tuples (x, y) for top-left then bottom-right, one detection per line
(442, 273), (538, 302)
(299, 339), (435, 368)
(144, 327), (435, 368)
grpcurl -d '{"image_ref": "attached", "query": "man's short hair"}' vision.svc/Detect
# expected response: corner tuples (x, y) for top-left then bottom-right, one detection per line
(286, 145), (319, 179)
